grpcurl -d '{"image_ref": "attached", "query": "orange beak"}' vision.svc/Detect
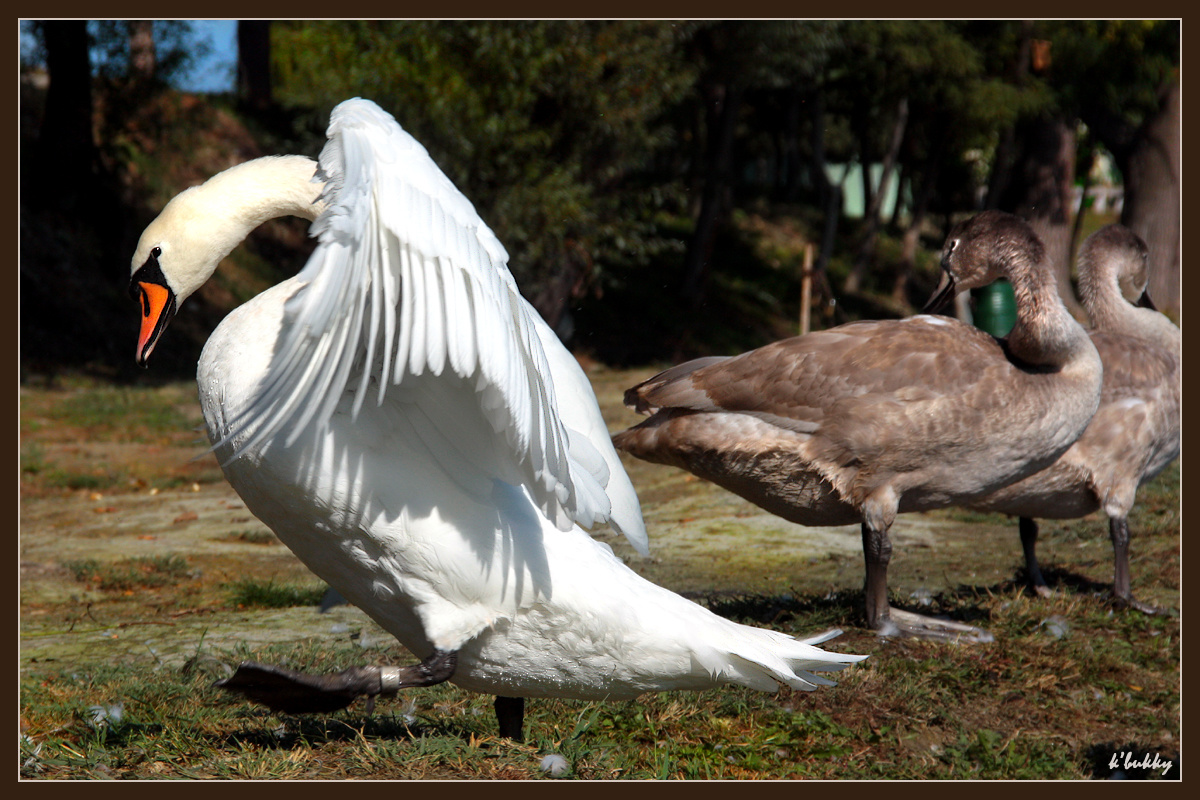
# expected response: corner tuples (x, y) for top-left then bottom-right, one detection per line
(134, 281), (176, 366)
(130, 250), (178, 368)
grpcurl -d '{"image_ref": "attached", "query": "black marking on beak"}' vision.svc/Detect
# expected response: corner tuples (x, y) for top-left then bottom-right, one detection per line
(922, 267), (958, 315)
(130, 248), (177, 368)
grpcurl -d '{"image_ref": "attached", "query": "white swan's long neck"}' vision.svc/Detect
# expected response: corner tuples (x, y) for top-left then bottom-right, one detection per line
(207, 155), (327, 232)
(135, 155), (326, 303)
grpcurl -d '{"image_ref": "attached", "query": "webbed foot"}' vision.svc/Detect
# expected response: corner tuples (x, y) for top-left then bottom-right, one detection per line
(875, 607), (994, 644)
(214, 650), (458, 714)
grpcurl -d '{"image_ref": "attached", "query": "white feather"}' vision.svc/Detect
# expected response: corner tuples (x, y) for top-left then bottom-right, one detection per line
(136, 97), (863, 713)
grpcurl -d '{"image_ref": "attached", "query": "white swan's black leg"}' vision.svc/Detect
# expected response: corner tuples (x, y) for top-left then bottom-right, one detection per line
(1019, 517), (1054, 598)
(494, 696), (525, 741)
(215, 650), (458, 714)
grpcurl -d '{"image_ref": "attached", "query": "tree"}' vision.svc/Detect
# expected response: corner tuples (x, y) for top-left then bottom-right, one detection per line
(885, 23), (1005, 305)
(998, 113), (1078, 309)
(238, 20), (272, 111)
(1052, 20), (1180, 313)
(677, 22), (747, 305)
(980, 20), (1180, 313)
(1120, 79), (1179, 310)
(843, 94), (907, 294)
(87, 20), (202, 89)
(961, 21), (1081, 309)
(32, 20), (97, 211)
(272, 21), (694, 333)
(128, 20), (156, 83)
(677, 21), (840, 306)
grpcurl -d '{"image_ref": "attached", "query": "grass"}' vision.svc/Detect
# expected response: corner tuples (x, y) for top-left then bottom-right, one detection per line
(221, 529), (280, 546)
(19, 379), (221, 499)
(26, 380), (203, 441)
(62, 555), (194, 592)
(19, 374), (1180, 780)
(227, 579), (328, 609)
(17, 579), (1180, 779)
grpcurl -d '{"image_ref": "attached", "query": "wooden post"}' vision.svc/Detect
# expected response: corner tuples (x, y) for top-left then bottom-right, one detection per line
(799, 243), (814, 335)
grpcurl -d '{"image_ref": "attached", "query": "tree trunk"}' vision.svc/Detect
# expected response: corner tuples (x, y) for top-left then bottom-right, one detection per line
(889, 160), (909, 229)
(237, 20), (272, 111)
(1120, 80), (1180, 314)
(1067, 148), (1096, 273)
(984, 21), (1034, 211)
(1000, 115), (1078, 313)
(529, 240), (592, 343)
(856, 119), (873, 223)
(893, 155), (940, 306)
(780, 86), (803, 203)
(35, 20), (96, 211)
(680, 80), (743, 305)
(128, 20), (156, 83)
(806, 84), (842, 329)
(845, 96), (909, 294)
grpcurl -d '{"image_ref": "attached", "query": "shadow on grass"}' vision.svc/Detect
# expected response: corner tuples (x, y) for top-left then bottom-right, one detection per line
(937, 565), (1112, 606)
(1020, 567), (1112, 597)
(691, 563), (1150, 641)
(217, 710), (423, 749)
(687, 586), (997, 632)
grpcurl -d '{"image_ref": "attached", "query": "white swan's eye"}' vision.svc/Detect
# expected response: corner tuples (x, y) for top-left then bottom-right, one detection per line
(151, 246), (162, 260)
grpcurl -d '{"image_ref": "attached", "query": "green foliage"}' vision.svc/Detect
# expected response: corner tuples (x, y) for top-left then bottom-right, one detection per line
(21, 21), (1181, 375)
(90, 21), (206, 86)
(1044, 20), (1178, 126)
(21, 20), (207, 87)
(272, 21), (696, 317)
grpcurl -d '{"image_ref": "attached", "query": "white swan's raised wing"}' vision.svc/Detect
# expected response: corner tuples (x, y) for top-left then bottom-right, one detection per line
(226, 98), (617, 536)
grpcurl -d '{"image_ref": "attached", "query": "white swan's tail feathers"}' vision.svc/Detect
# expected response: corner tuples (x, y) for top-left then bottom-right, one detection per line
(692, 623), (866, 694)
(795, 627), (848, 647)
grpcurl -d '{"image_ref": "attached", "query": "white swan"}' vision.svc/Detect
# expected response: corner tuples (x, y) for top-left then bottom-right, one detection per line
(614, 211), (1104, 642)
(969, 224), (1180, 613)
(128, 98), (863, 740)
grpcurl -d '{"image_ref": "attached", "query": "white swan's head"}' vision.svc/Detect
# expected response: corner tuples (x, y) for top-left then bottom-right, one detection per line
(923, 210), (1045, 314)
(129, 155), (323, 367)
(128, 188), (216, 366)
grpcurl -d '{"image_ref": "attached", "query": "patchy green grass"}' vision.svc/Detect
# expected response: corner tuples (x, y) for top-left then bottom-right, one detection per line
(227, 579), (328, 609)
(62, 555), (194, 592)
(24, 380), (202, 441)
(18, 581), (1180, 779)
(222, 529), (279, 546)
(20, 373), (1180, 779)
(19, 378), (221, 500)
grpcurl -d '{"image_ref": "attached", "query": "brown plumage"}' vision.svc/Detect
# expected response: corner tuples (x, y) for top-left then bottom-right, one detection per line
(614, 211), (1104, 641)
(970, 224), (1180, 613)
